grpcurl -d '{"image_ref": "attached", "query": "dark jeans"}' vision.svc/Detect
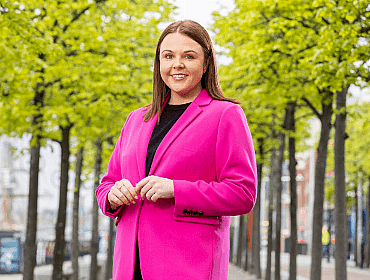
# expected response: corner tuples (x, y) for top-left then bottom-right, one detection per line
(322, 244), (329, 259)
(133, 241), (143, 280)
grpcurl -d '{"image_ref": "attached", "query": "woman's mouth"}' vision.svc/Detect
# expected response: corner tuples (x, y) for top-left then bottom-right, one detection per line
(172, 74), (187, 79)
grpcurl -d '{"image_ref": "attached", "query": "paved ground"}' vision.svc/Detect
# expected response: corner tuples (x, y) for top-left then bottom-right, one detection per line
(0, 254), (105, 280)
(228, 249), (370, 280)
(2, 250), (370, 279)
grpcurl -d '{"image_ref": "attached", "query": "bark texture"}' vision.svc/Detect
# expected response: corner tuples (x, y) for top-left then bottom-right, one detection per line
(90, 140), (103, 280)
(52, 125), (72, 280)
(365, 176), (370, 268)
(23, 139), (41, 280)
(265, 147), (276, 280)
(23, 81), (44, 280)
(334, 87), (348, 279)
(354, 182), (358, 265)
(251, 138), (263, 278)
(274, 133), (285, 280)
(244, 214), (249, 272)
(104, 218), (115, 280)
(310, 93), (333, 280)
(287, 102), (297, 280)
(72, 147), (84, 280)
(236, 215), (244, 267)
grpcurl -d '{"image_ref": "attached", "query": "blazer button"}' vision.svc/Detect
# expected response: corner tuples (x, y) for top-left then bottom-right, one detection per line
(193, 211), (198, 215)
(182, 209), (188, 215)
(188, 210), (194, 215)
(199, 212), (204, 216)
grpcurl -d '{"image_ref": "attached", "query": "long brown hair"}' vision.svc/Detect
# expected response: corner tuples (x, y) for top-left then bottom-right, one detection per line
(143, 20), (240, 122)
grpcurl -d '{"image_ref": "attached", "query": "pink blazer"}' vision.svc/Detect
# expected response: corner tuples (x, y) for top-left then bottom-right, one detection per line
(96, 89), (257, 280)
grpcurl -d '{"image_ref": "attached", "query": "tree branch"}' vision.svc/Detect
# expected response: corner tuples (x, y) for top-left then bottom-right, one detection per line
(321, 17), (330, 25)
(45, 78), (62, 88)
(301, 97), (322, 119)
(63, 6), (91, 33)
(296, 112), (315, 121)
(280, 15), (319, 34)
(63, 0), (108, 33)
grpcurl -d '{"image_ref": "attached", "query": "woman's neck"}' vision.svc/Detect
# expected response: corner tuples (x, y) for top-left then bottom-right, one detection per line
(168, 86), (202, 105)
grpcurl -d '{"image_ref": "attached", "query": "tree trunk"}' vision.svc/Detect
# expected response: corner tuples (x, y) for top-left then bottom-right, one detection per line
(355, 182), (358, 265)
(23, 82), (44, 280)
(230, 225), (234, 262)
(274, 133), (285, 280)
(327, 208), (333, 263)
(23, 137), (41, 280)
(358, 176), (364, 267)
(287, 102), (297, 280)
(52, 125), (72, 280)
(244, 214), (249, 271)
(72, 147), (84, 280)
(265, 147), (277, 280)
(104, 218), (115, 280)
(90, 140), (103, 280)
(364, 176), (370, 268)
(334, 86), (348, 279)
(310, 94), (333, 280)
(252, 138), (263, 278)
(236, 215), (245, 267)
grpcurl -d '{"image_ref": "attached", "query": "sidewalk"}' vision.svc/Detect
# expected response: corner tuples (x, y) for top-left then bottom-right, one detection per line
(2, 251), (370, 279)
(0, 254), (105, 280)
(228, 249), (370, 280)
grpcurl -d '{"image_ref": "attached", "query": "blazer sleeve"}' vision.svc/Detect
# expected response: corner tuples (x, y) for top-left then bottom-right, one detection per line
(173, 104), (257, 217)
(95, 112), (133, 219)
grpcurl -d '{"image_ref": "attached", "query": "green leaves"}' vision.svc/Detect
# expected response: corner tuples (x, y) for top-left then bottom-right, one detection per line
(212, 0), (370, 161)
(1, 0), (174, 169)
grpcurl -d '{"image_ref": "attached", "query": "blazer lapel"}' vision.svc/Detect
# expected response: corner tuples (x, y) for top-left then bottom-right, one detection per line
(136, 95), (171, 179)
(148, 89), (212, 176)
(136, 113), (157, 179)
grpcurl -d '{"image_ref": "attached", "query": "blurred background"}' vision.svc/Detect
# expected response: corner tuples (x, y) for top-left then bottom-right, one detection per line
(1, 0), (370, 279)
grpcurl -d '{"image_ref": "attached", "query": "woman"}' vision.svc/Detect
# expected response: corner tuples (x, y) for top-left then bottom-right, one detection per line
(96, 20), (257, 280)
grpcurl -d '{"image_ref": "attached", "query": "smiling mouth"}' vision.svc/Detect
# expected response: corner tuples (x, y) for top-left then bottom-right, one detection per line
(172, 74), (187, 78)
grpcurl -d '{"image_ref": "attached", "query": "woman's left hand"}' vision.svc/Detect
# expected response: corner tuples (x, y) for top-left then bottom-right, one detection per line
(136, 176), (174, 202)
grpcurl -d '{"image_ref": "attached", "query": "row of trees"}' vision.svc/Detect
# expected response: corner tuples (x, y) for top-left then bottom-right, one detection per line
(212, 0), (370, 279)
(2, 0), (370, 280)
(1, 0), (173, 279)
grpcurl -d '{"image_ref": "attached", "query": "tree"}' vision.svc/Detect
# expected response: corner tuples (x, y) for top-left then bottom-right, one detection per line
(334, 86), (348, 278)
(287, 102), (298, 280)
(90, 139), (102, 280)
(104, 218), (115, 280)
(344, 102), (370, 267)
(1, 4), (52, 280)
(274, 131), (286, 280)
(213, 1), (370, 279)
(71, 146), (84, 280)
(212, 2), (317, 278)
(2, 1), (173, 279)
(251, 138), (264, 278)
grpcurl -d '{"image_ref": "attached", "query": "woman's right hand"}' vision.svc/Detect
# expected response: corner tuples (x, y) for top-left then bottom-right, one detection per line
(107, 179), (138, 210)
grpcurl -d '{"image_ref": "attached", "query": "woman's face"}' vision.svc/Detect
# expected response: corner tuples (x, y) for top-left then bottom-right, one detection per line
(159, 33), (207, 104)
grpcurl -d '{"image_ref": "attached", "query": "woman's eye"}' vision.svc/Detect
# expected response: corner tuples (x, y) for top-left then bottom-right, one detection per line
(165, 54), (173, 59)
(186, 55), (194, 59)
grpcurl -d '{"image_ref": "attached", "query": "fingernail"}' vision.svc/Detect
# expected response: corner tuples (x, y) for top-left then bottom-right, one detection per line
(135, 195), (138, 199)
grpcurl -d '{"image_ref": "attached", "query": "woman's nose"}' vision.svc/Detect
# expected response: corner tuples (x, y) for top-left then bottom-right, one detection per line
(173, 57), (184, 68)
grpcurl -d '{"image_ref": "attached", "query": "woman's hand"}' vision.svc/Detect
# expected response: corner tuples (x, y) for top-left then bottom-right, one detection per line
(108, 179), (138, 210)
(136, 175), (174, 202)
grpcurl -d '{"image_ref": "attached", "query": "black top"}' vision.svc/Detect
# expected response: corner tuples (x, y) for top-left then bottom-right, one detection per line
(145, 102), (191, 177)
(135, 101), (191, 278)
